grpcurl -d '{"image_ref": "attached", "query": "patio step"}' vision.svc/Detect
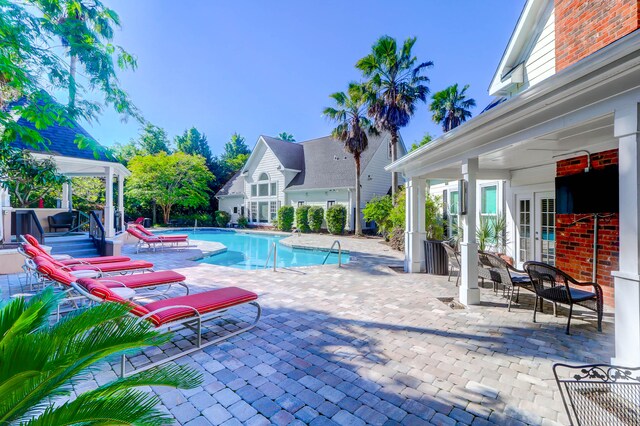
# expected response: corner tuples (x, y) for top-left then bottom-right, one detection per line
(46, 236), (100, 258)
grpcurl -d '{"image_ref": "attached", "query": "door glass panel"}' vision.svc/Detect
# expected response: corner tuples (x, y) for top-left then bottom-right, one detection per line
(518, 199), (531, 263)
(481, 186), (497, 215)
(540, 198), (555, 265)
(449, 190), (459, 238)
(259, 202), (269, 223)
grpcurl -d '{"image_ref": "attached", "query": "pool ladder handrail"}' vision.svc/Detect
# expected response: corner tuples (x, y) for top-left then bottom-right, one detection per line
(322, 240), (342, 267)
(193, 219), (198, 234)
(264, 242), (277, 271)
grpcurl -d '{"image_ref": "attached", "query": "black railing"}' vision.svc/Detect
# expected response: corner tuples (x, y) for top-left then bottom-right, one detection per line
(13, 210), (45, 244)
(89, 210), (106, 256)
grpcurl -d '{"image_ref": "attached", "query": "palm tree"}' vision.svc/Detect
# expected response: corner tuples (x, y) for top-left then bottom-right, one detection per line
(430, 84), (476, 132)
(277, 132), (296, 142)
(323, 83), (376, 236)
(0, 288), (201, 424)
(356, 36), (433, 200)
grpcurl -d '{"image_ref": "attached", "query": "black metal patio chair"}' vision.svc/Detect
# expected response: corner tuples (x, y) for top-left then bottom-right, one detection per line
(441, 242), (460, 286)
(478, 252), (534, 311)
(523, 261), (603, 334)
(554, 363), (640, 425)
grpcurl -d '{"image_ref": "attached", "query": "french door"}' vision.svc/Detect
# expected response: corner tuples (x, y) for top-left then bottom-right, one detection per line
(516, 192), (555, 266)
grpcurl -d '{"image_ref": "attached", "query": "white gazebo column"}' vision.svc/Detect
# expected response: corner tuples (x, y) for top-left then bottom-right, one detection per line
(460, 158), (481, 305)
(104, 166), (115, 238)
(61, 182), (70, 210)
(612, 102), (640, 367)
(117, 173), (125, 232)
(404, 176), (426, 273)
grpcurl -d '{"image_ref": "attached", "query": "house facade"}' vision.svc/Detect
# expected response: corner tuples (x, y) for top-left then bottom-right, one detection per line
(216, 133), (403, 230)
(388, 0), (640, 366)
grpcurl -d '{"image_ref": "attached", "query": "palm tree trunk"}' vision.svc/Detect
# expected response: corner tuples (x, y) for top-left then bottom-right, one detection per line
(354, 153), (362, 236)
(390, 129), (399, 203)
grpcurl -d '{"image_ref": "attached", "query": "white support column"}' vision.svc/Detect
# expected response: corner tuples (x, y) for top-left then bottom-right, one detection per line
(612, 102), (640, 367)
(404, 176), (426, 273)
(460, 158), (481, 305)
(104, 167), (115, 238)
(117, 174), (125, 232)
(61, 182), (70, 210)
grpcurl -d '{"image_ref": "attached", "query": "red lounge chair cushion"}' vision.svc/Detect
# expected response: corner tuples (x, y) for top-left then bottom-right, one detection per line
(22, 243), (41, 259)
(127, 228), (187, 243)
(69, 260), (153, 273)
(34, 256), (75, 286)
(24, 234), (40, 247)
(59, 255), (132, 265)
(77, 278), (150, 317)
(156, 235), (188, 242)
(144, 287), (258, 326)
(99, 270), (186, 289)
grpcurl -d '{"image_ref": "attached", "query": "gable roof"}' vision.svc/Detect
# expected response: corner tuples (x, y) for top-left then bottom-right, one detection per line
(9, 98), (115, 163)
(215, 170), (244, 197)
(286, 132), (391, 191)
(260, 135), (305, 170)
(488, 0), (553, 97)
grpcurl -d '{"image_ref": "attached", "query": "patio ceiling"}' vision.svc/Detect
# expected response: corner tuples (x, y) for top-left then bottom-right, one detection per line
(418, 114), (617, 181)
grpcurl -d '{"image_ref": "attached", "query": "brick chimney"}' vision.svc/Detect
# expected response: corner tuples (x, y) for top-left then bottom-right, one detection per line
(555, 0), (640, 71)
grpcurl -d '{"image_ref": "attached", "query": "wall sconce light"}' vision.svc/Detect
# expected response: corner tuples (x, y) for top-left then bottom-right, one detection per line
(458, 179), (467, 215)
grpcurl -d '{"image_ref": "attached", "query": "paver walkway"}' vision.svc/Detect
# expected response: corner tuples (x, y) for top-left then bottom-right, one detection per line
(1, 231), (615, 425)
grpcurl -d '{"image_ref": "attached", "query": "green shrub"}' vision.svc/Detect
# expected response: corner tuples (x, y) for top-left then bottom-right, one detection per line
(295, 205), (311, 232)
(326, 204), (347, 235)
(215, 210), (231, 227)
(237, 215), (248, 228)
(277, 205), (295, 231)
(308, 206), (324, 232)
(363, 195), (393, 237)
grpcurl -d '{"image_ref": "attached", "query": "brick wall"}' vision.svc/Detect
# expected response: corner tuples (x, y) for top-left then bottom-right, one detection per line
(555, 149), (619, 307)
(555, 0), (640, 71)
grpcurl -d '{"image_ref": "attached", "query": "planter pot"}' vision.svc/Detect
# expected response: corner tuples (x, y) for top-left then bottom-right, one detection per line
(424, 239), (448, 275)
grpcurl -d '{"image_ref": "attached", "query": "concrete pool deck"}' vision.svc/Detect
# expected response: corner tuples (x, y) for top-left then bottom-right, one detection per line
(1, 233), (615, 425)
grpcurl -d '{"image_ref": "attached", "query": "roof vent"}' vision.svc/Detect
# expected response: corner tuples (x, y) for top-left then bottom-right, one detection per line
(334, 155), (339, 160)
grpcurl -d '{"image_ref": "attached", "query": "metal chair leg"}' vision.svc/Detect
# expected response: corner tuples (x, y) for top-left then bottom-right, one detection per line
(533, 296), (538, 323)
(566, 304), (573, 335)
(507, 287), (513, 312)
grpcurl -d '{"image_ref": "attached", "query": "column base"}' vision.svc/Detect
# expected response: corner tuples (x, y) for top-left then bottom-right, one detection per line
(460, 287), (481, 306)
(612, 272), (640, 367)
(404, 231), (426, 273)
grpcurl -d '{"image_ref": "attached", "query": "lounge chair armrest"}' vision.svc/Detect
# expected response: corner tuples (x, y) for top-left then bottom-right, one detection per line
(64, 264), (104, 274)
(138, 304), (201, 322)
(506, 263), (526, 274)
(572, 280), (602, 291)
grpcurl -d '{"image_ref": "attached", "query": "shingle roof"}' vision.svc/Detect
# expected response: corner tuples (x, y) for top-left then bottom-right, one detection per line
(215, 170), (244, 197)
(260, 136), (305, 170)
(9, 98), (114, 162)
(286, 132), (389, 191)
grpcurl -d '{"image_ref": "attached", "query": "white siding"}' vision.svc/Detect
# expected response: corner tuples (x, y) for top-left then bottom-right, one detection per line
(244, 143), (286, 223)
(361, 134), (393, 206)
(218, 196), (244, 223)
(523, 4), (555, 90)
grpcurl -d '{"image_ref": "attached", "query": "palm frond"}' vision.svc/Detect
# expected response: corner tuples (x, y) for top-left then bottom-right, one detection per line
(94, 364), (202, 397)
(0, 288), (60, 344)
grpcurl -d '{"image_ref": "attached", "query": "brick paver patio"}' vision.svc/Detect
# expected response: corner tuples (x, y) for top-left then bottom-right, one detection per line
(2, 231), (615, 425)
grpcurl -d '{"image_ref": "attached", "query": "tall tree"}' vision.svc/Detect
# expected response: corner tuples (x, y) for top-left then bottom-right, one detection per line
(430, 84), (476, 132)
(410, 132), (433, 152)
(0, 0), (140, 154)
(277, 132), (296, 142)
(356, 36), (433, 200)
(221, 133), (251, 161)
(323, 83), (376, 236)
(175, 127), (213, 167)
(127, 152), (214, 224)
(136, 123), (171, 155)
(212, 133), (251, 189)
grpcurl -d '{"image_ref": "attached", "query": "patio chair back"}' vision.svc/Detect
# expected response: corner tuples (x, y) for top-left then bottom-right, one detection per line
(74, 279), (151, 317)
(32, 255), (75, 286)
(553, 363), (640, 425)
(134, 224), (155, 236)
(442, 242), (461, 269)
(126, 227), (155, 242)
(134, 217), (145, 225)
(524, 261), (578, 304)
(20, 242), (63, 266)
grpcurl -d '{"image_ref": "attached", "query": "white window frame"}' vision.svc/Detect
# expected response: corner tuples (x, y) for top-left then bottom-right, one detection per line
(327, 200), (335, 209)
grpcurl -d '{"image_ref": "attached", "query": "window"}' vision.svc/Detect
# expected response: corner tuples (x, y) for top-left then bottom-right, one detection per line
(259, 202), (269, 222)
(270, 201), (277, 222)
(518, 199), (531, 263)
(298, 201), (305, 207)
(327, 200), (335, 209)
(250, 202), (257, 222)
(233, 207), (238, 214)
(448, 191), (459, 238)
(270, 182), (277, 196)
(251, 185), (257, 197)
(258, 172), (269, 181)
(258, 183), (269, 196)
(481, 185), (498, 218)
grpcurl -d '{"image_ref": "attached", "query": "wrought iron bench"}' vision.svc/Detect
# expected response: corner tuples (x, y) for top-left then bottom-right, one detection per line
(554, 363), (640, 425)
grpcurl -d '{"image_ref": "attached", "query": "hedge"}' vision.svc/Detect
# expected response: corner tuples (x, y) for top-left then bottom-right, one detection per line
(215, 210), (231, 227)
(277, 205), (295, 231)
(308, 206), (324, 233)
(326, 204), (347, 235)
(295, 205), (311, 233)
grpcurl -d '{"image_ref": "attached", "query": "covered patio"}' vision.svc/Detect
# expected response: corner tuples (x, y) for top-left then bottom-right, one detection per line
(388, 30), (640, 367)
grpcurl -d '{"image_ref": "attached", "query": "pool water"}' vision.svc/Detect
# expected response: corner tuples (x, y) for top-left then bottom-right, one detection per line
(165, 230), (348, 270)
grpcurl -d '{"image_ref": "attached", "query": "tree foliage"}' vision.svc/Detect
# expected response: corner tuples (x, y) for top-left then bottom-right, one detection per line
(175, 127), (213, 168)
(71, 177), (105, 211)
(0, 288), (201, 425)
(212, 133), (251, 190)
(308, 206), (324, 233)
(326, 204), (347, 235)
(323, 82), (376, 236)
(277, 205), (294, 232)
(0, 0), (140, 153)
(410, 133), (433, 152)
(363, 195), (394, 237)
(126, 152), (214, 224)
(295, 205), (311, 233)
(430, 84), (476, 132)
(356, 36), (432, 199)
(215, 210), (231, 227)
(0, 148), (68, 207)
(277, 132), (295, 142)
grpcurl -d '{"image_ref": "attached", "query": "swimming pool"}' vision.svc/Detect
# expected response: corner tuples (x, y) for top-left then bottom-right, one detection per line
(165, 229), (348, 270)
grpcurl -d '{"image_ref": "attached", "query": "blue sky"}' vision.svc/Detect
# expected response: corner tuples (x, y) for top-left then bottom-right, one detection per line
(84, 1), (526, 155)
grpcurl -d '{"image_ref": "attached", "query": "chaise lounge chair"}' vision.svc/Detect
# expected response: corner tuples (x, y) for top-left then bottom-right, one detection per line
(72, 278), (260, 376)
(134, 224), (188, 239)
(126, 227), (190, 253)
(22, 234), (131, 265)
